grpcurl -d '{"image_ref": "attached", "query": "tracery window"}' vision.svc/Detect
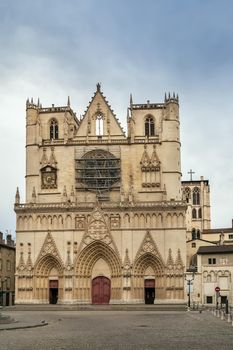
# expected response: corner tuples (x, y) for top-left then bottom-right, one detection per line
(50, 119), (59, 140)
(96, 115), (104, 136)
(184, 187), (191, 203)
(192, 187), (200, 205)
(76, 149), (120, 193)
(198, 208), (202, 219)
(145, 116), (155, 136)
(192, 208), (197, 219)
(192, 228), (196, 240)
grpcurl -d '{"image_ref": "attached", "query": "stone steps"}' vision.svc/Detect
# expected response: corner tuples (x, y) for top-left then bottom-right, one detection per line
(5, 303), (187, 312)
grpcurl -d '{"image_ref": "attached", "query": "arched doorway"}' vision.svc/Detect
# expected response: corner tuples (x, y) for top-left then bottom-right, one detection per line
(133, 253), (165, 303)
(92, 276), (111, 304)
(144, 279), (155, 304)
(49, 280), (58, 304)
(75, 241), (121, 303)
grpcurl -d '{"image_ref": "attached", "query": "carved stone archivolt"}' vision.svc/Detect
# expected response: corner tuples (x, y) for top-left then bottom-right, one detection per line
(34, 231), (64, 276)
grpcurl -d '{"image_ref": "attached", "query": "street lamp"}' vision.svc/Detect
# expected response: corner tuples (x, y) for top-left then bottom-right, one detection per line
(185, 272), (195, 311)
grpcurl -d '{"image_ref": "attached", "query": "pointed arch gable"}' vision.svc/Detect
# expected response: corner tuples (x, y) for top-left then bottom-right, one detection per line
(35, 254), (64, 276)
(75, 241), (121, 278)
(34, 231), (64, 275)
(133, 253), (164, 276)
(133, 230), (165, 276)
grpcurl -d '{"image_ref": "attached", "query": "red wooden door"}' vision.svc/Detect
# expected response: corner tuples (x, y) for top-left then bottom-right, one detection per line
(92, 276), (111, 304)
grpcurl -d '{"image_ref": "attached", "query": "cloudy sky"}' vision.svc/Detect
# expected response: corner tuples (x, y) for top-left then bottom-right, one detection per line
(0, 0), (233, 236)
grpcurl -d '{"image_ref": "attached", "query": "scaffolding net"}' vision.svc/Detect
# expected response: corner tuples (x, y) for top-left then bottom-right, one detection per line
(75, 150), (120, 195)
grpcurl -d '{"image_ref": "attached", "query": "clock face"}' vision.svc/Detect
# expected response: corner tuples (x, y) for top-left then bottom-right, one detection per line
(41, 167), (57, 189)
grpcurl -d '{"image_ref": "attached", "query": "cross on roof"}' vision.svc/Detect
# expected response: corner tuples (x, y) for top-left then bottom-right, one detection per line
(188, 169), (195, 181)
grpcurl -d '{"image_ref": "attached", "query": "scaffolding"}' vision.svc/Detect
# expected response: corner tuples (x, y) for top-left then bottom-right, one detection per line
(75, 150), (120, 199)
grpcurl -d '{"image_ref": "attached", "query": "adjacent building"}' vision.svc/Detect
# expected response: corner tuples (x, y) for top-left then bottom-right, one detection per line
(0, 233), (15, 306)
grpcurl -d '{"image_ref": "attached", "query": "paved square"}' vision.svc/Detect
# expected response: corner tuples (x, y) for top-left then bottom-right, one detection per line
(1, 310), (233, 350)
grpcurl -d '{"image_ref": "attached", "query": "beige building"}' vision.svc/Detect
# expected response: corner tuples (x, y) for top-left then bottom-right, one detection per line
(182, 177), (211, 269)
(0, 233), (15, 306)
(196, 245), (233, 307)
(182, 177), (211, 240)
(15, 85), (187, 305)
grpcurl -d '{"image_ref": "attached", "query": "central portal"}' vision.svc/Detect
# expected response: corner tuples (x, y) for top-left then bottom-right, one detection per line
(144, 279), (155, 304)
(92, 276), (111, 304)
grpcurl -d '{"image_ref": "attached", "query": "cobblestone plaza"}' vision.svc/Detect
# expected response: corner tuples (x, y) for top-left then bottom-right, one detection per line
(1, 309), (233, 350)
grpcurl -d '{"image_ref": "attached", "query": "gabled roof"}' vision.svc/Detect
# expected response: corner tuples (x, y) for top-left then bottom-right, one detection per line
(197, 245), (233, 255)
(77, 84), (126, 137)
(186, 238), (216, 244)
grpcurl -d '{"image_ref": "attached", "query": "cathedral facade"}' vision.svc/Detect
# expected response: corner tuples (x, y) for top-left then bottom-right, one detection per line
(15, 85), (187, 304)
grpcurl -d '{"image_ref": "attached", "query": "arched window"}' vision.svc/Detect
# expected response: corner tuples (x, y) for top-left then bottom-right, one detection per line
(184, 187), (191, 203)
(198, 208), (202, 219)
(192, 187), (200, 205)
(192, 228), (196, 240)
(196, 230), (200, 239)
(50, 119), (59, 140)
(96, 115), (103, 136)
(192, 208), (197, 219)
(145, 116), (155, 136)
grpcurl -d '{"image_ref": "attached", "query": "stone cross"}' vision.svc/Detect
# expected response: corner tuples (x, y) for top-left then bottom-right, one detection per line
(188, 169), (195, 181)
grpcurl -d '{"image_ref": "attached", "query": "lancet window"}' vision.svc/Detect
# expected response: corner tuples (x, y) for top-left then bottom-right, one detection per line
(145, 116), (155, 136)
(50, 119), (59, 140)
(192, 187), (200, 205)
(96, 115), (104, 136)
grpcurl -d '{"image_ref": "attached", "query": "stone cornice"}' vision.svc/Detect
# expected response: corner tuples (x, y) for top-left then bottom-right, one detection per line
(15, 200), (187, 213)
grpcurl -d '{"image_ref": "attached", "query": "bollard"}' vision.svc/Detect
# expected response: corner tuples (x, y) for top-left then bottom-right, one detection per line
(221, 311), (224, 320)
(227, 314), (231, 323)
(217, 309), (220, 318)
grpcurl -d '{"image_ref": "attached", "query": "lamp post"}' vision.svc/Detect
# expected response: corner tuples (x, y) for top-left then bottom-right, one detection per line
(185, 272), (195, 311)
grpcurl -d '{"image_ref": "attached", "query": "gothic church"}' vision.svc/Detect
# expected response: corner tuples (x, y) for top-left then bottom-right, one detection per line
(15, 84), (187, 304)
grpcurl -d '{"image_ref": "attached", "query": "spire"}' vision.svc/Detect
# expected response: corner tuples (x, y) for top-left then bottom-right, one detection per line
(150, 144), (160, 168)
(166, 248), (174, 266)
(67, 96), (70, 107)
(63, 186), (67, 202)
(164, 93), (167, 102)
(70, 186), (75, 203)
(96, 82), (101, 92)
(40, 147), (49, 165)
(175, 248), (183, 267)
(32, 187), (36, 203)
(15, 187), (20, 204)
(127, 108), (130, 122)
(140, 144), (150, 167)
(49, 147), (57, 167)
(130, 93), (133, 108)
(123, 248), (131, 270)
(37, 98), (40, 107)
(26, 98), (29, 107)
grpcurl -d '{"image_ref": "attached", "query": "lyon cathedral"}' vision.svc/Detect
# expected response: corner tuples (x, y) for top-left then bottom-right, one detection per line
(14, 84), (211, 305)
